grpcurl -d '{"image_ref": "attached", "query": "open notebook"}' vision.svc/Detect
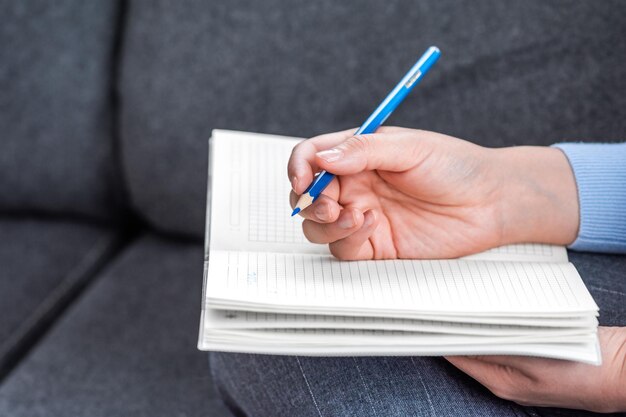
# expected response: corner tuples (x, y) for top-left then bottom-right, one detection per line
(198, 130), (601, 365)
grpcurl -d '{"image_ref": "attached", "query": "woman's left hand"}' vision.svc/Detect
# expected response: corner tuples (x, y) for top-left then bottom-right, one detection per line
(446, 326), (626, 413)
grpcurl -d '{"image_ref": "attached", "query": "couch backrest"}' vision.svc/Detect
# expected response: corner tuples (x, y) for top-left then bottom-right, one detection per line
(0, 1), (123, 223)
(120, 0), (626, 238)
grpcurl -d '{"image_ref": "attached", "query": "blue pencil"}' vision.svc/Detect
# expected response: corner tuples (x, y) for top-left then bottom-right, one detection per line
(291, 46), (441, 216)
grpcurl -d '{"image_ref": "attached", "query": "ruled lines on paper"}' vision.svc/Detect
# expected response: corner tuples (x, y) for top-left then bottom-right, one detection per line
(247, 139), (308, 244)
(205, 309), (596, 333)
(207, 251), (596, 315)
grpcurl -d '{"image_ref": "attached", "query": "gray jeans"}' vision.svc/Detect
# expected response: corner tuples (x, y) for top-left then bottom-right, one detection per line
(209, 251), (626, 416)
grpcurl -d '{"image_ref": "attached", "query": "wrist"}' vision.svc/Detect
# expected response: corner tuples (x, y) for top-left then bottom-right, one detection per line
(491, 146), (579, 246)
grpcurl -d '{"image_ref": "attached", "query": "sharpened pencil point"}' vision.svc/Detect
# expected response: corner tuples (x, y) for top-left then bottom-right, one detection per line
(291, 207), (301, 217)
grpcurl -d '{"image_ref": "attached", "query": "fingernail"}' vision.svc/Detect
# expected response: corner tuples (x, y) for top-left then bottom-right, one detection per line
(316, 148), (343, 163)
(338, 211), (355, 229)
(314, 205), (329, 221)
(291, 176), (298, 191)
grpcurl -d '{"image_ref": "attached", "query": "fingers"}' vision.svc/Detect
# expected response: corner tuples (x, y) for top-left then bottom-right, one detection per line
(287, 126), (410, 194)
(288, 129), (355, 194)
(289, 193), (341, 223)
(302, 208), (364, 244)
(445, 356), (511, 389)
(315, 129), (430, 175)
(449, 355), (545, 372)
(329, 210), (379, 260)
(302, 208), (379, 260)
(445, 356), (541, 404)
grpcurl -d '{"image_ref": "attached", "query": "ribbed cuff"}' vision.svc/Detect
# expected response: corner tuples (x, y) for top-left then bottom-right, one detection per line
(552, 142), (626, 254)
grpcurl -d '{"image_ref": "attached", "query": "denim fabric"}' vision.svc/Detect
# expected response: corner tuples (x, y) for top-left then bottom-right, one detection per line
(209, 251), (626, 417)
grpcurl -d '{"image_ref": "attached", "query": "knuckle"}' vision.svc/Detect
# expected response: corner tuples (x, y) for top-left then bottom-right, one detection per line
(329, 243), (351, 260)
(291, 140), (305, 154)
(302, 220), (336, 244)
(290, 140), (311, 160)
(487, 381), (521, 402)
(289, 144), (301, 160)
(343, 135), (373, 153)
(488, 384), (512, 400)
(301, 220), (321, 243)
(320, 223), (338, 241)
(486, 368), (525, 401)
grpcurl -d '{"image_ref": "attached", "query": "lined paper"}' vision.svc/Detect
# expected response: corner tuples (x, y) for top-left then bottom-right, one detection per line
(205, 309), (596, 334)
(199, 130), (600, 365)
(206, 250), (597, 316)
(209, 131), (326, 254)
(208, 130), (568, 263)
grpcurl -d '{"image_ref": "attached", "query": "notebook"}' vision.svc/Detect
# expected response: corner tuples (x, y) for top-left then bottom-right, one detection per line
(198, 130), (601, 365)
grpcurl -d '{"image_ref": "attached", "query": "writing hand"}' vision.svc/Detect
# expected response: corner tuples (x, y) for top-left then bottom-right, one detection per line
(288, 127), (579, 260)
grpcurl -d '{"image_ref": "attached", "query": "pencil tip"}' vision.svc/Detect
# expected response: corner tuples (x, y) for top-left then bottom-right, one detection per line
(291, 207), (301, 217)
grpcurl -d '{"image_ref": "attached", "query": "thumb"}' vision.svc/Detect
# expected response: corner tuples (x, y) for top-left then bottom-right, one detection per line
(314, 132), (422, 175)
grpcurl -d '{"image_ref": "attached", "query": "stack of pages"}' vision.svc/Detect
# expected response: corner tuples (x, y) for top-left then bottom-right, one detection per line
(198, 130), (601, 365)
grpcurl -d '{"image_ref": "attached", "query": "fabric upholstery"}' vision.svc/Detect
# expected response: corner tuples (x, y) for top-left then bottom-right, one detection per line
(0, 218), (118, 377)
(120, 0), (626, 238)
(0, 235), (230, 417)
(0, 0), (123, 221)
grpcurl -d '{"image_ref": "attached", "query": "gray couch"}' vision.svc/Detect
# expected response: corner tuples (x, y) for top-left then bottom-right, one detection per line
(0, 1), (624, 416)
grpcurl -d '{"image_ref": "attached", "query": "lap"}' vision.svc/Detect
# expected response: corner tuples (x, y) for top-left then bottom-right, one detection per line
(568, 251), (626, 326)
(210, 354), (527, 417)
(210, 253), (626, 417)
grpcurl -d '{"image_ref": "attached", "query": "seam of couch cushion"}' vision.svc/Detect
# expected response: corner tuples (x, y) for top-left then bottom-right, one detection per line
(0, 232), (121, 380)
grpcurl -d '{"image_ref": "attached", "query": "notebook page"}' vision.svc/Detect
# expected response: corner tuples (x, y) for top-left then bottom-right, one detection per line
(204, 309), (595, 335)
(208, 130), (567, 262)
(199, 330), (601, 365)
(206, 250), (598, 316)
(210, 328), (593, 345)
(197, 317), (602, 365)
(207, 308), (598, 327)
(209, 130), (327, 254)
(462, 244), (567, 263)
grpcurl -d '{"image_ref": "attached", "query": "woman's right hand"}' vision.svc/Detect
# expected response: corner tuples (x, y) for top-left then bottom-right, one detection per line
(288, 127), (579, 260)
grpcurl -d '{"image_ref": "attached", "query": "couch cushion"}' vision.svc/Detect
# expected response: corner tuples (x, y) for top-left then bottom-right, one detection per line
(0, 218), (118, 378)
(0, 1), (123, 221)
(0, 235), (230, 417)
(120, 0), (626, 238)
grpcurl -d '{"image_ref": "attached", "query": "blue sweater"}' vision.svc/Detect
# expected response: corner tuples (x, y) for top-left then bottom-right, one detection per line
(552, 143), (626, 253)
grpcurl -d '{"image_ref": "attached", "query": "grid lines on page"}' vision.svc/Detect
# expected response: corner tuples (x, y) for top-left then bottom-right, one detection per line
(247, 140), (308, 244)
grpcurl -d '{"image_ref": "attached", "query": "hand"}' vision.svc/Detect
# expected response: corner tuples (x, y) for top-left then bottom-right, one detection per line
(288, 127), (579, 260)
(446, 326), (626, 413)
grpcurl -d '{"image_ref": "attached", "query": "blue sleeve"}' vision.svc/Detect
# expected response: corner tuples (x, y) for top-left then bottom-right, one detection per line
(551, 142), (626, 254)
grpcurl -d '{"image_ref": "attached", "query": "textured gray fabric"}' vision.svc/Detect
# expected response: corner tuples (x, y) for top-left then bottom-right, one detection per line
(0, 218), (117, 377)
(568, 251), (626, 327)
(0, 1), (123, 221)
(120, 0), (626, 238)
(0, 235), (230, 417)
